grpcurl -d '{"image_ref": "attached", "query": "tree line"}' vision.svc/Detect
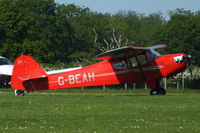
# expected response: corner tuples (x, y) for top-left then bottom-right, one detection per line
(0, 0), (200, 67)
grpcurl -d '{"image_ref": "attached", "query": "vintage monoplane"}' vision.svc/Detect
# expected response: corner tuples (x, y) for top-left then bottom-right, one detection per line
(11, 44), (190, 96)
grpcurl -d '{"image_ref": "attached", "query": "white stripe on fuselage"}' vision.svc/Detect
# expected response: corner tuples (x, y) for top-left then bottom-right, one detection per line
(46, 67), (82, 75)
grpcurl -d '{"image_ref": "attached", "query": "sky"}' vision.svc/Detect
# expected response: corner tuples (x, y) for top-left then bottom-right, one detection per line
(55, 0), (200, 19)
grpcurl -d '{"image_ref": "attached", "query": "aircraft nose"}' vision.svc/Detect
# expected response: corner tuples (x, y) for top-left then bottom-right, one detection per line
(173, 54), (185, 64)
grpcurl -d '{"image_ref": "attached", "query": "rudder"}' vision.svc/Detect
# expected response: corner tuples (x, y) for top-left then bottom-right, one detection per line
(11, 55), (48, 90)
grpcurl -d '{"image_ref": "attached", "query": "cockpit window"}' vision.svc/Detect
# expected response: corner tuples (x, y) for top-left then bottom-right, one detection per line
(112, 54), (148, 69)
(147, 49), (161, 61)
(112, 62), (127, 69)
(0, 58), (13, 65)
(129, 54), (147, 67)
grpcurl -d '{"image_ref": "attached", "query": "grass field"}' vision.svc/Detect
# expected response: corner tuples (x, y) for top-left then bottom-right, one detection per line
(0, 88), (200, 133)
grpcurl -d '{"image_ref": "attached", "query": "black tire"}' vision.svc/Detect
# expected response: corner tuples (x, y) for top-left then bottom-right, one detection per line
(15, 90), (25, 96)
(159, 88), (166, 95)
(150, 89), (159, 95)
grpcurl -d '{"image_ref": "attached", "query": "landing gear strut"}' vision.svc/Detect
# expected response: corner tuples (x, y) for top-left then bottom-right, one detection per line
(146, 79), (166, 95)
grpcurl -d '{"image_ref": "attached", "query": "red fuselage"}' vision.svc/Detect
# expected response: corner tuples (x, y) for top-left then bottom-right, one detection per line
(44, 53), (186, 90)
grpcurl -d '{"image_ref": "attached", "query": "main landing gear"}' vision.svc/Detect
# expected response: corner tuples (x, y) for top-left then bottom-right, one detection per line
(14, 90), (33, 96)
(146, 79), (166, 95)
(150, 88), (166, 95)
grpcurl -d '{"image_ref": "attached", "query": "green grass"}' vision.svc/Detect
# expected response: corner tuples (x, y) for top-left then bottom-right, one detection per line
(0, 88), (200, 133)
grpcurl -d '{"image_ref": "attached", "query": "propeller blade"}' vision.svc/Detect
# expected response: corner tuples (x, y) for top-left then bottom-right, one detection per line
(185, 47), (193, 79)
(186, 55), (193, 79)
(187, 57), (193, 79)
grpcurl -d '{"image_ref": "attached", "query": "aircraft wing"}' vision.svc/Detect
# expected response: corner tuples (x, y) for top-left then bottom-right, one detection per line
(0, 56), (13, 76)
(0, 65), (13, 76)
(95, 44), (166, 61)
(0, 65), (13, 84)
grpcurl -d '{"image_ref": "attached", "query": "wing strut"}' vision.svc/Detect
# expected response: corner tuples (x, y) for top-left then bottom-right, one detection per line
(123, 53), (135, 73)
(134, 52), (146, 81)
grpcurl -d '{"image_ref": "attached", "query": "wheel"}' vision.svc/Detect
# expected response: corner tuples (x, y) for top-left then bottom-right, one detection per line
(150, 89), (159, 95)
(15, 90), (25, 96)
(159, 88), (166, 95)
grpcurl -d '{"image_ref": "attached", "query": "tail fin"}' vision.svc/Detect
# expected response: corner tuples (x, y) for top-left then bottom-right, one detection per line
(11, 55), (48, 91)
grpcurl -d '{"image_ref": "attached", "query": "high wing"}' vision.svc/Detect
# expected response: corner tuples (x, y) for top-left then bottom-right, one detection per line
(95, 44), (166, 61)
(0, 56), (13, 76)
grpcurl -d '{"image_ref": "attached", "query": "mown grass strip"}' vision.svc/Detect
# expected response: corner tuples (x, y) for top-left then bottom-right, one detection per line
(0, 88), (200, 133)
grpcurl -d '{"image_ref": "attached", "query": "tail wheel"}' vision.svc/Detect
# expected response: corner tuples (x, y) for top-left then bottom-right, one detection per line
(15, 90), (25, 96)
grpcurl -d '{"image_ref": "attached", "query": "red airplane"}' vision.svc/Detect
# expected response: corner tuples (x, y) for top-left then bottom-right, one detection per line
(11, 44), (188, 96)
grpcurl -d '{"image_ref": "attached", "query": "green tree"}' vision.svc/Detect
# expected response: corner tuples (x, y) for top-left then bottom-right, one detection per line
(153, 9), (200, 66)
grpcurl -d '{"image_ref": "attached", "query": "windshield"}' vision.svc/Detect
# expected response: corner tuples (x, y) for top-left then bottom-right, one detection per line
(148, 49), (161, 61)
(0, 58), (13, 65)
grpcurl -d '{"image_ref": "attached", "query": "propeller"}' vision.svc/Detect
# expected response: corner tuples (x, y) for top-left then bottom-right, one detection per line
(185, 47), (193, 79)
